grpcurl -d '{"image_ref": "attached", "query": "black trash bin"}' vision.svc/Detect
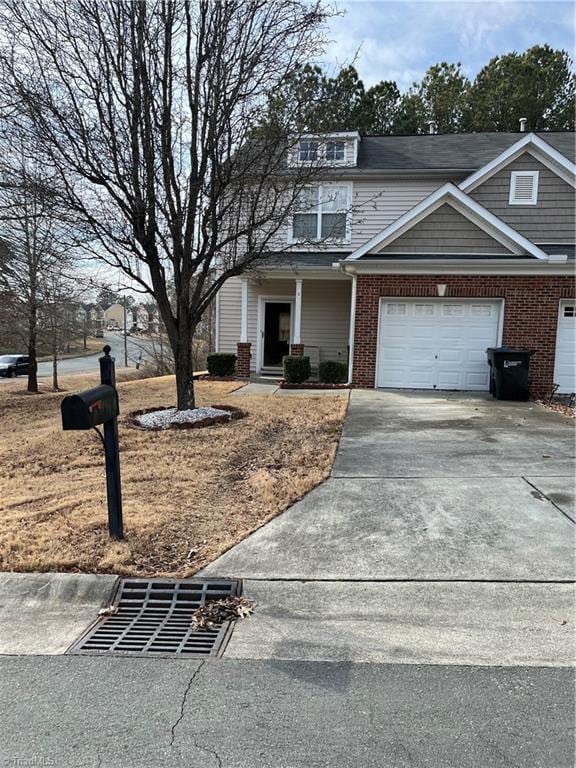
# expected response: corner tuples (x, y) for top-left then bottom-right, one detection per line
(486, 347), (535, 401)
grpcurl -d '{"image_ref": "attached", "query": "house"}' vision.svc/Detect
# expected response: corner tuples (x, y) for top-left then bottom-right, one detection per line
(215, 128), (575, 396)
(103, 303), (126, 330)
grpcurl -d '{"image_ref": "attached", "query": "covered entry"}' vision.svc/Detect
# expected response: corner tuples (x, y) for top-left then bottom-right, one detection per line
(377, 299), (502, 390)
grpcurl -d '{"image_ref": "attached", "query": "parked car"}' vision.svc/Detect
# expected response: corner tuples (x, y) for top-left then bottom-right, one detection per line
(95, 329), (104, 338)
(0, 355), (29, 377)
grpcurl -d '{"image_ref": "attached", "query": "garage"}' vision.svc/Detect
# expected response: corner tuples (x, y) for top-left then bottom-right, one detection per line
(554, 301), (576, 394)
(377, 299), (502, 390)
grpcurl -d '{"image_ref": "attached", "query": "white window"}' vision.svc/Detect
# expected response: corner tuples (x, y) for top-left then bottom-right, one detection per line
(509, 171), (539, 205)
(563, 305), (575, 318)
(291, 183), (351, 243)
(298, 140), (318, 162)
(325, 141), (346, 162)
(386, 303), (407, 315)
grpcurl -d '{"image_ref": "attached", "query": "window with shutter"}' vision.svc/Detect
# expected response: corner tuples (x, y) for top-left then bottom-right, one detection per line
(509, 171), (539, 205)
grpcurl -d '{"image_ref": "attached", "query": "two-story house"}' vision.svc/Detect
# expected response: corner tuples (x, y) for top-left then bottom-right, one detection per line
(215, 129), (575, 396)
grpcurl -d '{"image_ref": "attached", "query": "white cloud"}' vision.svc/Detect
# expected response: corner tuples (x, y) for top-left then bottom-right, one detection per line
(320, 0), (575, 91)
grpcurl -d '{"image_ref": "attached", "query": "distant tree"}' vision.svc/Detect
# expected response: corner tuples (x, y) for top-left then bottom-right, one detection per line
(467, 45), (575, 131)
(360, 81), (401, 134)
(263, 64), (367, 132)
(0, 152), (75, 392)
(392, 92), (425, 135)
(392, 63), (470, 134)
(40, 268), (85, 390)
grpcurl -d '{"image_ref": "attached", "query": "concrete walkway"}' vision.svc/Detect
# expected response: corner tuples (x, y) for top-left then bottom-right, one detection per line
(204, 390), (575, 666)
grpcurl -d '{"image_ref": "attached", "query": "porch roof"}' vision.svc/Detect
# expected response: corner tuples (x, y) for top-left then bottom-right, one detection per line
(251, 251), (351, 269)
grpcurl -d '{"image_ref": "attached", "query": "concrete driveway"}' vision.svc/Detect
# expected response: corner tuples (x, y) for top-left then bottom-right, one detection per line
(203, 390), (575, 668)
(205, 390), (575, 582)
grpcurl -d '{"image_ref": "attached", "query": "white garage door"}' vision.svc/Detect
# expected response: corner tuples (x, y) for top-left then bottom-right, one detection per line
(377, 300), (501, 390)
(554, 301), (575, 393)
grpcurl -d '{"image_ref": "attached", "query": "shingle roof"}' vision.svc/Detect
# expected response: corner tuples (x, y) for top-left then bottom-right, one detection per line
(250, 252), (348, 269)
(357, 132), (575, 171)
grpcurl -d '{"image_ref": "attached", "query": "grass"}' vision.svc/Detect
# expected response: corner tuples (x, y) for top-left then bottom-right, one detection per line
(37, 336), (104, 362)
(0, 373), (348, 577)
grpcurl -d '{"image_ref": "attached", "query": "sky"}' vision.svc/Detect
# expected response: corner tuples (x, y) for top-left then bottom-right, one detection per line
(321, 0), (575, 90)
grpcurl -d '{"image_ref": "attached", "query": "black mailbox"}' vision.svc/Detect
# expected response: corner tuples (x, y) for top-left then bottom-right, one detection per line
(61, 384), (119, 430)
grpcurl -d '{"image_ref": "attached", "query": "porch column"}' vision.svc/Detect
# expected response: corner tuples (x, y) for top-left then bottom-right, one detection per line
(236, 278), (251, 377)
(290, 279), (304, 356)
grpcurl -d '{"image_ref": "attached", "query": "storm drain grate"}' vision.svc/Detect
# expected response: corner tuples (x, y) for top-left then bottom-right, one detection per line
(67, 578), (242, 657)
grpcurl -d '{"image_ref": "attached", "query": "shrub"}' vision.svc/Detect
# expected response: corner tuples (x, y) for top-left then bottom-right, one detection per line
(319, 360), (348, 384)
(207, 352), (237, 377)
(283, 355), (311, 384)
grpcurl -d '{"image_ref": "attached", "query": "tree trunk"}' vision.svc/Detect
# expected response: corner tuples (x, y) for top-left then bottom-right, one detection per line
(52, 346), (58, 391)
(173, 327), (195, 411)
(83, 332), (87, 350)
(27, 306), (38, 393)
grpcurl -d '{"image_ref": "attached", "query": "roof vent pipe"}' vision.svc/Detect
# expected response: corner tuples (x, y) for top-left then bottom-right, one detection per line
(427, 120), (438, 135)
(519, 117), (528, 132)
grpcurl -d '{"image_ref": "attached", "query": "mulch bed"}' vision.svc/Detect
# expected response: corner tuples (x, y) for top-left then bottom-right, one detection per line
(278, 380), (350, 390)
(125, 403), (246, 431)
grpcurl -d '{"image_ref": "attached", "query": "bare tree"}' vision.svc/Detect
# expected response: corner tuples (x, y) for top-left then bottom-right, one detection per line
(40, 268), (86, 390)
(0, 0), (333, 409)
(0, 156), (72, 392)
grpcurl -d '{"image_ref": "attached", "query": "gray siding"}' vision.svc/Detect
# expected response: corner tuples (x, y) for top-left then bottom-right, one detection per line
(269, 177), (446, 253)
(376, 203), (514, 255)
(217, 276), (351, 372)
(470, 152), (575, 242)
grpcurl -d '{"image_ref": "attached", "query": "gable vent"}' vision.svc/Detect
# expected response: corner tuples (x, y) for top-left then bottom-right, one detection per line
(509, 171), (539, 205)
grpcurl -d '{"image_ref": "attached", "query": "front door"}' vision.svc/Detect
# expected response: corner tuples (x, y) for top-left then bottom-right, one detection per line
(263, 302), (291, 368)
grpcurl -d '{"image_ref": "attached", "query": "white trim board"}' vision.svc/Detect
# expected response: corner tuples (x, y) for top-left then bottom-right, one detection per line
(459, 134), (575, 192)
(345, 183), (548, 261)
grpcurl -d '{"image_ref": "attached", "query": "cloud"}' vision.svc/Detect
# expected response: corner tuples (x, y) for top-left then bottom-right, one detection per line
(320, 0), (575, 90)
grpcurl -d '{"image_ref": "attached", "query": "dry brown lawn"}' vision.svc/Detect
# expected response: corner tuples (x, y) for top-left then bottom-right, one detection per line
(0, 373), (347, 576)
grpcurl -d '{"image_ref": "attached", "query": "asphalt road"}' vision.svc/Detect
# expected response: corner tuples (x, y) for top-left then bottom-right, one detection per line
(0, 656), (572, 768)
(0, 334), (155, 382)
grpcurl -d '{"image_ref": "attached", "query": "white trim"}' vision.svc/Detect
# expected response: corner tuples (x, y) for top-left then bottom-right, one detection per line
(214, 290), (220, 353)
(256, 295), (294, 373)
(509, 170), (539, 205)
(346, 183), (548, 261)
(293, 279), (303, 344)
(240, 278), (249, 343)
(459, 134), (576, 192)
(374, 297), (505, 390)
(347, 273), (357, 385)
(341, 258), (573, 276)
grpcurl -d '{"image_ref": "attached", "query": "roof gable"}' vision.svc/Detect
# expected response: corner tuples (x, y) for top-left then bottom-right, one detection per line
(375, 203), (517, 256)
(459, 134), (575, 192)
(346, 183), (548, 261)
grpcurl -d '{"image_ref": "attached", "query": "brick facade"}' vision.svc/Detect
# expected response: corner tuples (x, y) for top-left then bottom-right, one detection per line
(236, 342), (252, 378)
(352, 274), (575, 396)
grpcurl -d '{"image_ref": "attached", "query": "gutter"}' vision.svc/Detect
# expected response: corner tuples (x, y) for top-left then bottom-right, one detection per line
(338, 254), (573, 276)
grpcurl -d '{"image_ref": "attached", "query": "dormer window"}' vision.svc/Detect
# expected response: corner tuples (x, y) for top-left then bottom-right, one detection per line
(299, 140), (319, 162)
(509, 171), (539, 205)
(325, 141), (345, 162)
(291, 132), (360, 167)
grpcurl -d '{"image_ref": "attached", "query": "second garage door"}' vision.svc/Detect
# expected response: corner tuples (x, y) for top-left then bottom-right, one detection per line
(377, 299), (501, 390)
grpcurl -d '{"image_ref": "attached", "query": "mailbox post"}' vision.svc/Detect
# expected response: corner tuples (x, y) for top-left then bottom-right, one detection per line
(61, 345), (124, 539)
(99, 346), (123, 539)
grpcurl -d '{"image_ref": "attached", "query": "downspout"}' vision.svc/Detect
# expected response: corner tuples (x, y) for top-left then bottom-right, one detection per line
(347, 272), (357, 386)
